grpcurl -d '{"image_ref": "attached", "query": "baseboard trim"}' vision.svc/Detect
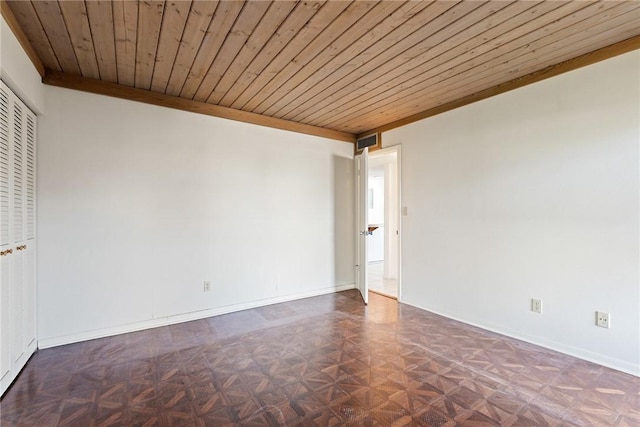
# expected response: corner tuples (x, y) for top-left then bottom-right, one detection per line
(38, 283), (356, 350)
(400, 300), (640, 377)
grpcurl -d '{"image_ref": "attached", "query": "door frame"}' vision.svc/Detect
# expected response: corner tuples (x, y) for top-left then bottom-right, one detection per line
(355, 147), (369, 304)
(367, 145), (402, 301)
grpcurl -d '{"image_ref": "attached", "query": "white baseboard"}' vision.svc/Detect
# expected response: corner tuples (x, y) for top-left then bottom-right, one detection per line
(400, 300), (640, 377)
(38, 283), (356, 350)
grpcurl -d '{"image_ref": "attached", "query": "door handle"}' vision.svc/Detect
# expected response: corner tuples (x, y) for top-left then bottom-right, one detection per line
(1, 249), (13, 256)
(360, 231), (373, 236)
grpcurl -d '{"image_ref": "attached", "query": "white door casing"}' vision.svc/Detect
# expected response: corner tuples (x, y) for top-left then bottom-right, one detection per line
(355, 148), (368, 304)
(368, 145), (402, 300)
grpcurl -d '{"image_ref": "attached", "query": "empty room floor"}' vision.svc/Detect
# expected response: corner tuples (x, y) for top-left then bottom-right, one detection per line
(1, 290), (638, 426)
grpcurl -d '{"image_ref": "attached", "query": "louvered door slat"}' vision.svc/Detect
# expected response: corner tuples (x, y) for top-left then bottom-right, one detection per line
(0, 86), (10, 248)
(0, 82), (10, 397)
(25, 113), (35, 240)
(12, 103), (23, 244)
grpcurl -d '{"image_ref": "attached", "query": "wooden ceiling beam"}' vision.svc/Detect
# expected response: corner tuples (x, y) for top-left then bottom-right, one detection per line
(358, 35), (640, 138)
(43, 71), (356, 143)
(0, 0), (45, 77)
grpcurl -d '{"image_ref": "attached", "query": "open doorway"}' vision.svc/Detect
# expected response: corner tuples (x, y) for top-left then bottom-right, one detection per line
(367, 147), (400, 299)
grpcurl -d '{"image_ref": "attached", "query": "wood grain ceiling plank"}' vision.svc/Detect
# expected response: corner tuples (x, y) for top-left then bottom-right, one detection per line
(177, 1), (244, 98)
(348, 3), (640, 131)
(310, 0), (542, 127)
(361, 34), (640, 136)
(356, 27), (640, 134)
(43, 71), (356, 143)
(206, 1), (298, 105)
(6, 0), (634, 140)
(31, 1), (80, 74)
(254, 0), (407, 116)
(5, 1), (58, 73)
(192, 0), (273, 102)
(370, 2), (640, 127)
(135, 0), (165, 90)
(302, 2), (536, 127)
(384, 15), (640, 126)
(57, 1), (100, 79)
(217, 1), (325, 107)
(314, 0), (615, 129)
(275, 0), (463, 121)
(150, 0), (191, 93)
(113, 0), (138, 87)
(241, 1), (378, 113)
(261, 0), (420, 117)
(228, 1), (351, 110)
(336, 5), (640, 132)
(85, 0), (118, 83)
(164, 0), (218, 96)
(288, 2), (500, 125)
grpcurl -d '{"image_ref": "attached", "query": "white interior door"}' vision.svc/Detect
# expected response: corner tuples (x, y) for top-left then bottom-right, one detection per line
(356, 148), (369, 304)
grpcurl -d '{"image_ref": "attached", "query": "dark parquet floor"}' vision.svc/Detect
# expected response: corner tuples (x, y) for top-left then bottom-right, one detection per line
(1, 290), (638, 426)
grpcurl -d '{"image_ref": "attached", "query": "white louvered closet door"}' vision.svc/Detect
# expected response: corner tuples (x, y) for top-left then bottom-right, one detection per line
(0, 81), (37, 397)
(23, 108), (36, 363)
(0, 81), (13, 394)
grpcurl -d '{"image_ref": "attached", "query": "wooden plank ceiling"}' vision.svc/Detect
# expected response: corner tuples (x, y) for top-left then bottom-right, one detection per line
(5, 0), (640, 139)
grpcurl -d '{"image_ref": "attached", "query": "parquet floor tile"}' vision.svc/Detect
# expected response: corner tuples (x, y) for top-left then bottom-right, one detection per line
(1, 290), (638, 426)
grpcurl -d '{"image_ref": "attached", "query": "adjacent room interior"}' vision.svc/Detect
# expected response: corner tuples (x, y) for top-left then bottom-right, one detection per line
(1, 1), (639, 425)
(367, 148), (399, 299)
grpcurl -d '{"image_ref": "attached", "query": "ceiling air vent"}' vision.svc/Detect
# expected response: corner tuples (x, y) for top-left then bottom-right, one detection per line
(356, 133), (379, 153)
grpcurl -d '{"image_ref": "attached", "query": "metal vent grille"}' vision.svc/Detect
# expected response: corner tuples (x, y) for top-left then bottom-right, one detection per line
(356, 133), (378, 152)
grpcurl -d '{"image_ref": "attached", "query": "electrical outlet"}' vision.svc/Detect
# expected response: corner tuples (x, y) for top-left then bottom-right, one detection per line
(203, 281), (211, 292)
(531, 298), (542, 314)
(596, 311), (610, 328)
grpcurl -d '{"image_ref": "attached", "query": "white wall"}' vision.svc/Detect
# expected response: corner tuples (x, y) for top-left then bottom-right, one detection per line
(367, 175), (384, 262)
(38, 86), (354, 346)
(0, 16), (44, 113)
(384, 51), (640, 375)
(368, 175), (385, 225)
(381, 152), (399, 279)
